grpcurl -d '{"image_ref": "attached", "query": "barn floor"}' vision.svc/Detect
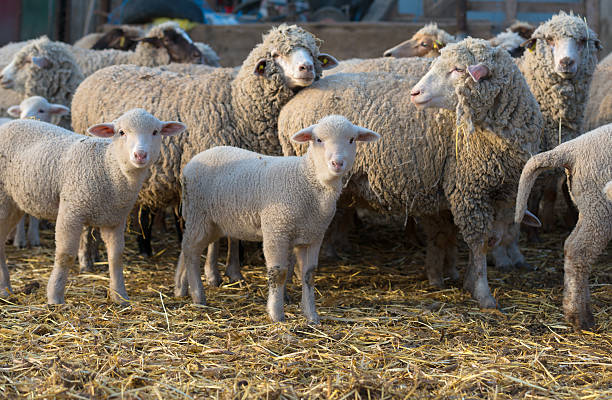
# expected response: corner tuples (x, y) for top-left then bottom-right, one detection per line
(0, 215), (610, 399)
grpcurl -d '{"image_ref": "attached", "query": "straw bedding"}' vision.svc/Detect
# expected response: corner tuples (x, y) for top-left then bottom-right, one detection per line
(0, 216), (610, 399)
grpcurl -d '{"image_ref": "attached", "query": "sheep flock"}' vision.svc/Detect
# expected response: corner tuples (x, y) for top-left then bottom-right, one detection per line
(0, 11), (611, 399)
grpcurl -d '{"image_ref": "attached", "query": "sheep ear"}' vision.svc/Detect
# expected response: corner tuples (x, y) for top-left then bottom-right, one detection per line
(30, 56), (52, 69)
(291, 125), (316, 143)
(253, 59), (267, 76)
(467, 63), (489, 83)
(318, 54), (339, 70)
(7, 106), (21, 118)
(160, 121), (186, 136)
(48, 104), (70, 116)
(521, 210), (542, 227)
(356, 127), (380, 142)
(593, 39), (603, 50)
(136, 36), (163, 48)
(520, 38), (537, 52)
(87, 123), (115, 138)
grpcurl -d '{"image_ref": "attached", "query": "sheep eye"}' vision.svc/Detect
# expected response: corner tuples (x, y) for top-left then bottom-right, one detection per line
(453, 67), (464, 73)
(349, 137), (354, 144)
(153, 130), (158, 136)
(38, 109), (44, 113)
(316, 138), (322, 143)
(421, 42), (429, 47)
(119, 130), (125, 136)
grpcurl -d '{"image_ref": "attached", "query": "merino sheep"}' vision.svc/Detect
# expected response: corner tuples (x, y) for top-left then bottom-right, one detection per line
(278, 39), (543, 309)
(70, 25), (338, 280)
(176, 115), (380, 323)
(74, 26), (146, 50)
(6, 96), (71, 248)
(0, 109), (185, 303)
(515, 123), (612, 330)
(584, 52), (612, 131)
(518, 11), (600, 233)
(383, 23), (456, 58)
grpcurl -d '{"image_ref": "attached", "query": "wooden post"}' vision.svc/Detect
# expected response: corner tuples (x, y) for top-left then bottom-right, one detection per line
(505, 0), (517, 26)
(456, 0), (467, 38)
(585, 0), (600, 34)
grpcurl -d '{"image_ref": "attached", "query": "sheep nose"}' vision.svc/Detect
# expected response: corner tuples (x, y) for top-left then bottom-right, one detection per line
(559, 57), (574, 68)
(298, 63), (313, 72)
(331, 160), (343, 168)
(383, 51), (392, 57)
(134, 150), (148, 161)
(410, 89), (422, 97)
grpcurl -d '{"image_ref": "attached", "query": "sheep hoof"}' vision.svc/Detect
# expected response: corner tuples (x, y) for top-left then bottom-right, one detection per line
(428, 277), (445, 289)
(0, 286), (13, 298)
(566, 310), (595, 331)
(174, 285), (188, 298)
(306, 314), (320, 325)
(477, 295), (497, 309)
(207, 276), (222, 287)
(226, 272), (245, 284)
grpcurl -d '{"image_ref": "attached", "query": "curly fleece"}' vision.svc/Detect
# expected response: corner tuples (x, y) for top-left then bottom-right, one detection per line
(71, 24), (324, 210)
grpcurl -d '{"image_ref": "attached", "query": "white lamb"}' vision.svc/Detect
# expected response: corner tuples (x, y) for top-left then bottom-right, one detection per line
(175, 115), (380, 324)
(0, 109), (185, 304)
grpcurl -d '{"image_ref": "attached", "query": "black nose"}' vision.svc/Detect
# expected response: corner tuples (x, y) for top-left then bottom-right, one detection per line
(410, 89), (421, 97)
(383, 51), (392, 57)
(299, 63), (313, 72)
(559, 57), (575, 68)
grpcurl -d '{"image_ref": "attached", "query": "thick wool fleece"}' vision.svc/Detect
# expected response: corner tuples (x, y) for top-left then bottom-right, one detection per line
(584, 52), (612, 131)
(327, 57), (433, 76)
(71, 24), (325, 210)
(517, 11), (599, 151)
(280, 39), (542, 250)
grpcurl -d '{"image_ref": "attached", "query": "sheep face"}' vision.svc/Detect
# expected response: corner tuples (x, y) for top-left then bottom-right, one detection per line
(291, 115), (379, 182)
(7, 96), (69, 122)
(0, 41), (57, 93)
(522, 12), (601, 80)
(384, 32), (443, 58)
(259, 47), (338, 90)
(87, 109), (185, 170)
(137, 27), (203, 64)
(409, 54), (465, 110)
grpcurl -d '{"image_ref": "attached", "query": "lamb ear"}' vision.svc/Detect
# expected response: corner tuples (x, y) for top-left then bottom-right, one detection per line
(467, 63), (489, 83)
(355, 127), (380, 142)
(291, 125), (316, 143)
(7, 105), (21, 118)
(87, 123), (115, 138)
(318, 54), (339, 70)
(48, 104), (70, 116)
(253, 59), (267, 76)
(160, 121), (186, 136)
(30, 56), (52, 69)
(520, 38), (537, 52)
(521, 210), (542, 227)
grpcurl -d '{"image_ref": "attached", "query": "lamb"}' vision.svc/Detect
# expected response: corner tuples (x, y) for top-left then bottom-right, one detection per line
(515, 123), (612, 330)
(6, 96), (71, 248)
(278, 39), (543, 309)
(70, 25), (338, 282)
(584, 52), (612, 131)
(0, 108), (185, 303)
(382, 23), (456, 58)
(176, 115), (379, 323)
(517, 11), (600, 234)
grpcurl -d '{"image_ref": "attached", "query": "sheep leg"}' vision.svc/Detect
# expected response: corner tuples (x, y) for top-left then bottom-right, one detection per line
(48, 210), (82, 304)
(204, 240), (222, 287)
(179, 221), (211, 305)
(13, 215), (27, 248)
(505, 223), (535, 270)
(562, 215), (610, 330)
(78, 226), (100, 273)
(27, 216), (40, 247)
(561, 179), (578, 228)
(285, 250), (296, 303)
(225, 237), (244, 283)
(296, 241), (322, 324)
(443, 225), (459, 281)
(263, 236), (289, 322)
(137, 206), (155, 257)
(100, 223), (129, 304)
(463, 241), (496, 309)
(0, 204), (25, 297)
(422, 212), (457, 287)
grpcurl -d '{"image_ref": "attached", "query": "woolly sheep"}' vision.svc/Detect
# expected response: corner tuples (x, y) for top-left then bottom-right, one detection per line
(584, 52), (612, 131)
(517, 11), (600, 233)
(382, 23), (456, 58)
(508, 20), (535, 40)
(0, 109), (185, 303)
(515, 123), (612, 330)
(70, 25), (338, 280)
(488, 30), (525, 58)
(278, 39), (543, 309)
(176, 115), (380, 323)
(6, 96), (71, 248)
(74, 26), (146, 50)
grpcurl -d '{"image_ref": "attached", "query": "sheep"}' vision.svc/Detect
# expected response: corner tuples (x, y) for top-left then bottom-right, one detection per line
(584, 52), (612, 131)
(488, 30), (525, 58)
(0, 109), (185, 303)
(508, 20), (535, 40)
(6, 96), (71, 248)
(70, 25), (338, 281)
(382, 23), (456, 58)
(74, 26), (146, 50)
(517, 11), (600, 234)
(176, 115), (379, 323)
(515, 123), (612, 330)
(278, 39), (543, 309)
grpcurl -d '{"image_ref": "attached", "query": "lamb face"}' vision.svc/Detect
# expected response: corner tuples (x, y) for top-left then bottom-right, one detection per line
(7, 96), (69, 122)
(87, 108), (185, 170)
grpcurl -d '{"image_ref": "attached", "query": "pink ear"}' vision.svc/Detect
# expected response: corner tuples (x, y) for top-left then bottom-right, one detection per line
(291, 125), (315, 143)
(356, 127), (380, 142)
(30, 56), (52, 69)
(87, 123), (115, 138)
(49, 104), (70, 116)
(467, 63), (489, 83)
(318, 53), (339, 70)
(7, 106), (21, 118)
(160, 121), (186, 136)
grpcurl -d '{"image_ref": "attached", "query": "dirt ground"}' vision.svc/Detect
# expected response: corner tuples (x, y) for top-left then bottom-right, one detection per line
(0, 215), (610, 399)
